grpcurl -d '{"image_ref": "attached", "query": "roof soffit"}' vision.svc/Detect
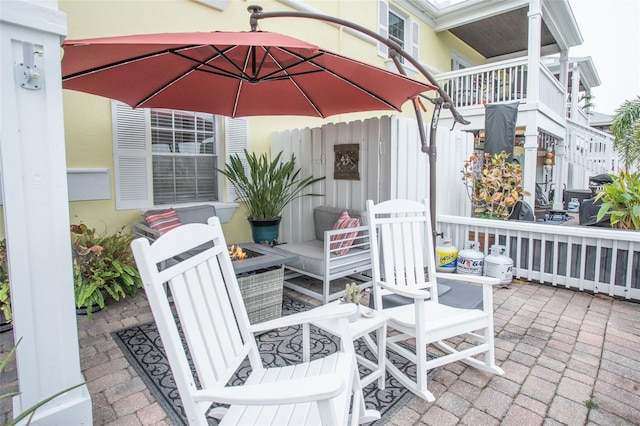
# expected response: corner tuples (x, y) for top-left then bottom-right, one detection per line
(404, 0), (583, 60)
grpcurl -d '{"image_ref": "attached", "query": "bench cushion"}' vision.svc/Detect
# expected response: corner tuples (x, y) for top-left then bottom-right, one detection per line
(274, 241), (371, 277)
(329, 211), (361, 256)
(314, 206), (367, 241)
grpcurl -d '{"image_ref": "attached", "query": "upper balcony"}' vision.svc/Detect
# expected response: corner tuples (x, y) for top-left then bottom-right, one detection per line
(435, 57), (566, 131)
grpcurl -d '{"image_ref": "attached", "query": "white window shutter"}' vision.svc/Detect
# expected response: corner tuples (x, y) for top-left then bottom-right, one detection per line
(378, 0), (389, 58)
(112, 101), (153, 210)
(412, 19), (420, 60)
(224, 117), (248, 202)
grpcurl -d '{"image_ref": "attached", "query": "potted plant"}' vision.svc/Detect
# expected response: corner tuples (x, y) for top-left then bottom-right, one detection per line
(71, 224), (143, 321)
(0, 239), (11, 332)
(218, 149), (325, 243)
(594, 171), (640, 230)
(461, 151), (527, 219)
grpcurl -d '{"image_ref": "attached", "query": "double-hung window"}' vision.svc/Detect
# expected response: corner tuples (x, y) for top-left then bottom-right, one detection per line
(378, 1), (420, 64)
(150, 109), (217, 205)
(112, 101), (246, 210)
(388, 10), (406, 63)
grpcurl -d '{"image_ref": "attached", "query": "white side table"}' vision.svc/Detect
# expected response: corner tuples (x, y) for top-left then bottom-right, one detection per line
(302, 303), (388, 389)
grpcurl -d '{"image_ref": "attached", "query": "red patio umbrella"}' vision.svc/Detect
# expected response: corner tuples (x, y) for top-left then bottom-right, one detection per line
(61, 31), (435, 118)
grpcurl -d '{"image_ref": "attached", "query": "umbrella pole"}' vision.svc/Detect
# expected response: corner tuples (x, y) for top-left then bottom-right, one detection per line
(248, 5), (469, 243)
(389, 52), (442, 241)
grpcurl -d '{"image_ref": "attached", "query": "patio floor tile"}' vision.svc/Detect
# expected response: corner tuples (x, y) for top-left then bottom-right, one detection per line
(1, 279), (639, 425)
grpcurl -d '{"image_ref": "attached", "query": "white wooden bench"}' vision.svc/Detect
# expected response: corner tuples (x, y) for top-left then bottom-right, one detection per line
(274, 206), (372, 304)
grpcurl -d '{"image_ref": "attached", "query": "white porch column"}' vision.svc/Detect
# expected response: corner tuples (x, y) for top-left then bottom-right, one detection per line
(570, 62), (581, 120)
(552, 49), (569, 210)
(552, 139), (566, 210)
(0, 1), (92, 424)
(523, 0), (542, 208)
(559, 50), (569, 109)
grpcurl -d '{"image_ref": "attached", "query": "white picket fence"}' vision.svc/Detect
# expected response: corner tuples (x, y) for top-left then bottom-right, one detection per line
(438, 215), (640, 301)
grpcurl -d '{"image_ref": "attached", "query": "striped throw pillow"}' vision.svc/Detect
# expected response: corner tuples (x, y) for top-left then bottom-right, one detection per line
(144, 208), (182, 235)
(329, 211), (360, 256)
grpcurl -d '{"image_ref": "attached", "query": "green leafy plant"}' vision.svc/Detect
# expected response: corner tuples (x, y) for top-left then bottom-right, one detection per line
(594, 171), (640, 230)
(0, 240), (11, 323)
(343, 282), (363, 304)
(461, 151), (527, 219)
(217, 149), (325, 220)
(71, 224), (142, 321)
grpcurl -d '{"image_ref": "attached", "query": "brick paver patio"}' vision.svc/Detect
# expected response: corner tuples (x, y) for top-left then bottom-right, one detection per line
(1, 279), (639, 425)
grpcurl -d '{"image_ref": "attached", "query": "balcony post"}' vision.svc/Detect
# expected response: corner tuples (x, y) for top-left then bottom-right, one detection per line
(570, 62), (581, 119)
(552, 139), (566, 210)
(523, 0), (543, 208)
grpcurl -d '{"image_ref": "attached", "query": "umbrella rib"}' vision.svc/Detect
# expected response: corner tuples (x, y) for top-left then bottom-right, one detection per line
(170, 49), (252, 81)
(62, 44), (205, 80)
(135, 46), (252, 107)
(305, 51), (408, 111)
(259, 48), (324, 117)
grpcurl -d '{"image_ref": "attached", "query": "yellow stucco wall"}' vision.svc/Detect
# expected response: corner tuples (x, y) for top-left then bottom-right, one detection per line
(55, 0), (482, 244)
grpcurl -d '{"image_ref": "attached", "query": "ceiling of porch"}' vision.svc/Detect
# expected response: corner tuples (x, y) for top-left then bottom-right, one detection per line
(406, 0), (583, 60)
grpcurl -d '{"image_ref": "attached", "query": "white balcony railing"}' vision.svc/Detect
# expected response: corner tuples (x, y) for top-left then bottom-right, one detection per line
(437, 58), (529, 107)
(437, 215), (640, 301)
(538, 62), (565, 117)
(566, 119), (619, 179)
(437, 58), (565, 118)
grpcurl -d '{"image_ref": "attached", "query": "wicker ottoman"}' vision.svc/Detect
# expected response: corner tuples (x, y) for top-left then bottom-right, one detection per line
(236, 265), (284, 324)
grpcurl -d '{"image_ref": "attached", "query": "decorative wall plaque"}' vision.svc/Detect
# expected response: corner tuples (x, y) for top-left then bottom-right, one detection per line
(334, 144), (360, 180)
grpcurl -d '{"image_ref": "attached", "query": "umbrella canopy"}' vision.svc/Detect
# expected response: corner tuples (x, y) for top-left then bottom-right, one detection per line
(61, 31), (435, 118)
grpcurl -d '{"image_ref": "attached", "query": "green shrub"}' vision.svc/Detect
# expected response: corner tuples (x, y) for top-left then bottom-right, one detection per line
(71, 224), (142, 320)
(461, 151), (527, 219)
(595, 171), (640, 230)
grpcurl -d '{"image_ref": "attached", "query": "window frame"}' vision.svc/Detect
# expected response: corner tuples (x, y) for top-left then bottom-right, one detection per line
(378, 1), (420, 71)
(112, 101), (243, 211)
(149, 109), (220, 205)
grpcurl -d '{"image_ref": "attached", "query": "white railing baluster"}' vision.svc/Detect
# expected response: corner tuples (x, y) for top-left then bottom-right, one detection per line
(436, 215), (640, 301)
(609, 240), (619, 296)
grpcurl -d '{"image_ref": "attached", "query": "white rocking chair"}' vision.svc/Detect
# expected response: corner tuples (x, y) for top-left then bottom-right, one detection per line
(365, 199), (504, 402)
(131, 217), (379, 425)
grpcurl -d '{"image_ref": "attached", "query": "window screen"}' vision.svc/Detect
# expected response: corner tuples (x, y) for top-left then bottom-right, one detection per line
(150, 110), (217, 204)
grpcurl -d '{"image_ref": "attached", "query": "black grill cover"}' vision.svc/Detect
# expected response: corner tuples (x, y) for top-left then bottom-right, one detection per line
(484, 102), (519, 157)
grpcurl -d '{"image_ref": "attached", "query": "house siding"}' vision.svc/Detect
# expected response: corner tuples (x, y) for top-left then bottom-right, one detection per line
(53, 0), (473, 241)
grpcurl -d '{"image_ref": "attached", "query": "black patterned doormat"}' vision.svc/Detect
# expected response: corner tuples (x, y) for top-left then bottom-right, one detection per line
(112, 295), (417, 425)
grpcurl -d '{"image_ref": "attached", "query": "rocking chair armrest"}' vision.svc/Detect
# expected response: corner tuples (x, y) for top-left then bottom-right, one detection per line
(435, 272), (500, 287)
(248, 303), (357, 334)
(193, 373), (345, 405)
(378, 281), (431, 300)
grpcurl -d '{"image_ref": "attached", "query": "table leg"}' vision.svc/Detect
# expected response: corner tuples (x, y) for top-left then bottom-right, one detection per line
(302, 323), (310, 362)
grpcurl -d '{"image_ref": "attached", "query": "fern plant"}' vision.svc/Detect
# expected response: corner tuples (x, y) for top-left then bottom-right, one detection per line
(71, 224), (142, 321)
